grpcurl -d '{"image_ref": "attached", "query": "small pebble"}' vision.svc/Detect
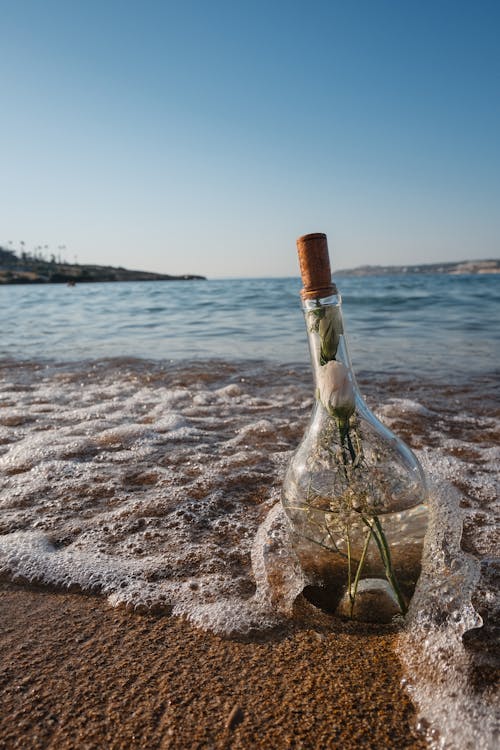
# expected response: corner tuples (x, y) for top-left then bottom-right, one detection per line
(225, 705), (244, 731)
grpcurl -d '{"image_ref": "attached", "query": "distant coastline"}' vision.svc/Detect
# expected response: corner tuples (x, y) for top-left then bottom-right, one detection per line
(334, 258), (500, 277)
(0, 247), (205, 284)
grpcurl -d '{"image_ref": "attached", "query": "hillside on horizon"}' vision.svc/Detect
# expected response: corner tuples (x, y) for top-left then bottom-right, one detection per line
(334, 258), (500, 276)
(0, 246), (205, 284)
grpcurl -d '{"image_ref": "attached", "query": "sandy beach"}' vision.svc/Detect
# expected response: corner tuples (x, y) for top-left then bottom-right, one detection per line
(0, 581), (427, 750)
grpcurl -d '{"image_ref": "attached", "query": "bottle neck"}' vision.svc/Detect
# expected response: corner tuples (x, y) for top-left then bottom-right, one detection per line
(302, 294), (359, 422)
(302, 294), (353, 381)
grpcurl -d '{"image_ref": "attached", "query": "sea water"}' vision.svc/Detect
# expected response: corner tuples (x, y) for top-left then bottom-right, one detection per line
(0, 274), (499, 749)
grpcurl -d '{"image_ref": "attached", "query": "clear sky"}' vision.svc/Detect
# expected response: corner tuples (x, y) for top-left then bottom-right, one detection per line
(1, 0), (499, 277)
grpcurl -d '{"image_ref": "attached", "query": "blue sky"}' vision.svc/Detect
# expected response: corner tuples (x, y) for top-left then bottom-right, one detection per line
(1, 0), (499, 277)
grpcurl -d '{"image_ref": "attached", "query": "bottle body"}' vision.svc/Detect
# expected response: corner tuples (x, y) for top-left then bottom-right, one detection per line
(282, 293), (428, 622)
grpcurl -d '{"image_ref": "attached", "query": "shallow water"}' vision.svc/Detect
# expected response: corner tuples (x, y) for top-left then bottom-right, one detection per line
(1, 274), (499, 379)
(1, 273), (499, 749)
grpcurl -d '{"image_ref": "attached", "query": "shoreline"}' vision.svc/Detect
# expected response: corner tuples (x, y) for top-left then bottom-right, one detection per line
(0, 582), (426, 749)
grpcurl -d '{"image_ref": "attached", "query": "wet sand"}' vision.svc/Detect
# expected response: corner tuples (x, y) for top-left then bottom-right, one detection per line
(0, 582), (426, 750)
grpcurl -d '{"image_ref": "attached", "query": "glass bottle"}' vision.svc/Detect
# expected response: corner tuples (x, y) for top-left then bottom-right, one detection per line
(282, 233), (428, 623)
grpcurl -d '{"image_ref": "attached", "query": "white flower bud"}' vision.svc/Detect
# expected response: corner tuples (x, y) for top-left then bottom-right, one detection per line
(318, 360), (355, 419)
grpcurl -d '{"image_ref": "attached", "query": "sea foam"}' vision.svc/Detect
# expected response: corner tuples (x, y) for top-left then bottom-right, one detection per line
(0, 358), (497, 749)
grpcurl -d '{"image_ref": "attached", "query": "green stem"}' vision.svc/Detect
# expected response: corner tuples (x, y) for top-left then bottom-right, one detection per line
(346, 527), (353, 606)
(345, 430), (357, 463)
(363, 515), (407, 615)
(338, 422), (350, 478)
(349, 524), (373, 617)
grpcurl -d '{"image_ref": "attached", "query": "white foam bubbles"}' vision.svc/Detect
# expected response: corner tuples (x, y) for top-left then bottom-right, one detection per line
(398, 463), (497, 750)
(0, 360), (311, 635)
(0, 359), (497, 749)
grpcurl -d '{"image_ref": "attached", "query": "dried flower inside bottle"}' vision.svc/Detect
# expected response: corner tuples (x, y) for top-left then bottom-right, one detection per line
(281, 233), (428, 623)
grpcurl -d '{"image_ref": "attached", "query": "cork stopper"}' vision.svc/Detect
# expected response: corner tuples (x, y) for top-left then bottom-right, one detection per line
(296, 232), (336, 300)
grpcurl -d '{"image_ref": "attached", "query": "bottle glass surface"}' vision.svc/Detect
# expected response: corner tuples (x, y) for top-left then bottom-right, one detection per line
(282, 291), (428, 622)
